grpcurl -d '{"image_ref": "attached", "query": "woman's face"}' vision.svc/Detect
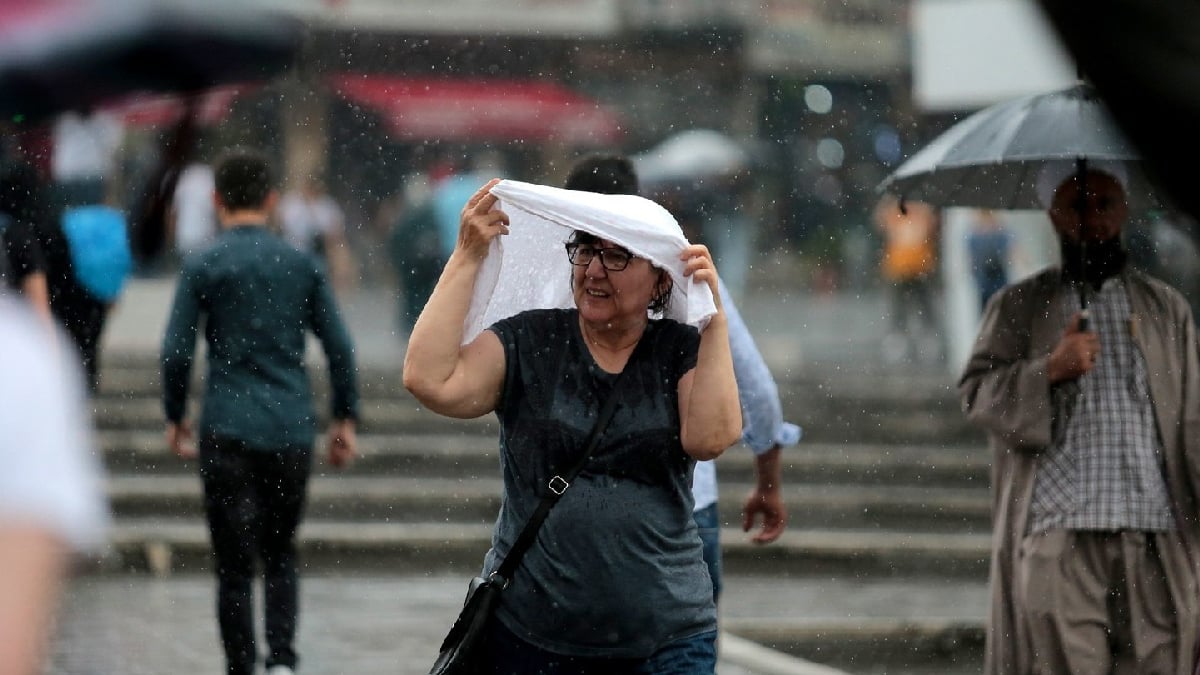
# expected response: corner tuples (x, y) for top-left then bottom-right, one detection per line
(570, 238), (664, 326)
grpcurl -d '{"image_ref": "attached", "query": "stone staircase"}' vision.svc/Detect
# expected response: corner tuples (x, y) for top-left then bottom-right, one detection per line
(91, 352), (992, 674)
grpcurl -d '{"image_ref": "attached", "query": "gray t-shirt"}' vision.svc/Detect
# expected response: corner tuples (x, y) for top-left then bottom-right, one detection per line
(484, 308), (716, 658)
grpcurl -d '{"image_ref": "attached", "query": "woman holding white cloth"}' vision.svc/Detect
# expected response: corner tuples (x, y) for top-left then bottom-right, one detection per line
(403, 177), (740, 673)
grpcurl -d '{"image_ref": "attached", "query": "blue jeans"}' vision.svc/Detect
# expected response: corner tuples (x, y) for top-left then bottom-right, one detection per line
(481, 620), (717, 675)
(693, 503), (722, 603)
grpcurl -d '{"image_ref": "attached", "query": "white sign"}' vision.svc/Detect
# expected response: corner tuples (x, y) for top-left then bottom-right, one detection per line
(913, 0), (1076, 112)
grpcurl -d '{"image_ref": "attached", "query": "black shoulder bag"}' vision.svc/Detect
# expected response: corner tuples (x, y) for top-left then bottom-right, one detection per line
(429, 348), (639, 675)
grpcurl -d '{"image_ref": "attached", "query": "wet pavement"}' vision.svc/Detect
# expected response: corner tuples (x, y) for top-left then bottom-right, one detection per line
(47, 572), (987, 675)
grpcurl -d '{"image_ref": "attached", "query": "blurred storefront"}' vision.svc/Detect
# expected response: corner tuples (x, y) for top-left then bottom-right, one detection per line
(186, 0), (920, 286)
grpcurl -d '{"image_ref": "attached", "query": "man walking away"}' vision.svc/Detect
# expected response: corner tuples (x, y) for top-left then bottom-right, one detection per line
(161, 149), (359, 675)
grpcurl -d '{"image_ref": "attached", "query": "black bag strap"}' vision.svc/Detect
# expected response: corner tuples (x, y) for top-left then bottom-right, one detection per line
(491, 334), (650, 585)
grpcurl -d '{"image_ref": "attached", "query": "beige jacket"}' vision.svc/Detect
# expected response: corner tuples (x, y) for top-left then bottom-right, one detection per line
(959, 266), (1200, 675)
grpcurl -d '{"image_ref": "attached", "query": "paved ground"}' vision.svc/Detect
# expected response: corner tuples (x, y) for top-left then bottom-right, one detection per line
(47, 572), (986, 675)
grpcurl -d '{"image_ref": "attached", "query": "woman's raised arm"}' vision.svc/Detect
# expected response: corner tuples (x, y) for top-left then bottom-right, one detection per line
(402, 179), (508, 419)
(676, 244), (742, 459)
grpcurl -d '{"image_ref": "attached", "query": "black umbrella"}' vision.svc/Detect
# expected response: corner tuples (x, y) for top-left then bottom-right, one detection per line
(880, 84), (1147, 323)
(1038, 0), (1200, 237)
(879, 84), (1154, 210)
(0, 0), (303, 260)
(0, 0), (302, 122)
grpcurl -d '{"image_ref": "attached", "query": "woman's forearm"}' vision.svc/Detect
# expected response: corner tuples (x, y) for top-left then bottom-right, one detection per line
(682, 314), (742, 458)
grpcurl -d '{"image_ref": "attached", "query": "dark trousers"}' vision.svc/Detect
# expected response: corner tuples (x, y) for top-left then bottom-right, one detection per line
(889, 276), (937, 335)
(200, 435), (312, 675)
(51, 293), (106, 393)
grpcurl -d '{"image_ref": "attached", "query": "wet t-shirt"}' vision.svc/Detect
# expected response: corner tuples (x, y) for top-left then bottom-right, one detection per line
(484, 308), (715, 658)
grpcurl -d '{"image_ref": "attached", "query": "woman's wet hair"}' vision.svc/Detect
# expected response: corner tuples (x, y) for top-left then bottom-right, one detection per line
(567, 230), (672, 314)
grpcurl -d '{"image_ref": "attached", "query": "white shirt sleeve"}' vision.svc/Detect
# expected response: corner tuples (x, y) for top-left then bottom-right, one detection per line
(0, 299), (109, 552)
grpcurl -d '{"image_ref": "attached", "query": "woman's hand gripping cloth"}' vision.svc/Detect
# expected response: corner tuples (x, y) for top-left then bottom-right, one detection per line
(461, 179), (718, 344)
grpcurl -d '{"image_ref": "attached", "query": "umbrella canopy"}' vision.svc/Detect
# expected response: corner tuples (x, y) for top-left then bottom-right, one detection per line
(633, 129), (749, 183)
(1038, 0), (1200, 234)
(0, 0), (300, 122)
(0, 0), (303, 261)
(880, 84), (1157, 210)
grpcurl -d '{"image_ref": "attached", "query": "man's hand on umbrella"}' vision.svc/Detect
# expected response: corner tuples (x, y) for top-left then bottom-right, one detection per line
(1048, 312), (1100, 383)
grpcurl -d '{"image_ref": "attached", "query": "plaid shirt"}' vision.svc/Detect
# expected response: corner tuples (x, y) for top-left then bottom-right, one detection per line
(1028, 276), (1176, 534)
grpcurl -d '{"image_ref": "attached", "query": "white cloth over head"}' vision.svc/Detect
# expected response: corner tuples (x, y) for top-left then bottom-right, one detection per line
(462, 179), (717, 344)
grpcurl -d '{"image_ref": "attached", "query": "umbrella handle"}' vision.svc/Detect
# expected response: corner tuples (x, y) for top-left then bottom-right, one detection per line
(1078, 308), (1090, 332)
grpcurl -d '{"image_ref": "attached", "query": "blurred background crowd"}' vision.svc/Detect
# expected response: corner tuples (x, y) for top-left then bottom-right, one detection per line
(5, 0), (1199, 373)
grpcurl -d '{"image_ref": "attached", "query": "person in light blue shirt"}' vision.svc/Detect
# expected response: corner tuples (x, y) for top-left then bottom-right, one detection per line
(564, 155), (801, 601)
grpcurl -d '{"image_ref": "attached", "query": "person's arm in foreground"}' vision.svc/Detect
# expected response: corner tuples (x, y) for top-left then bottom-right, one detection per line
(0, 528), (65, 675)
(721, 278), (800, 543)
(402, 179), (507, 418)
(677, 244), (742, 460)
(309, 265), (360, 468)
(161, 262), (202, 459)
(19, 271), (52, 326)
(0, 303), (107, 675)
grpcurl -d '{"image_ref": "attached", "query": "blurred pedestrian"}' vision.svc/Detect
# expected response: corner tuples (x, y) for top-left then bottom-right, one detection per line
(0, 292), (108, 675)
(169, 160), (217, 261)
(161, 149), (359, 675)
(874, 194), (941, 364)
(387, 173), (443, 334)
(960, 165), (1200, 674)
(0, 159), (117, 391)
(50, 110), (122, 208)
(966, 209), (1012, 312)
(404, 177), (741, 672)
(0, 161), (52, 323)
(276, 176), (354, 293)
(564, 154), (801, 602)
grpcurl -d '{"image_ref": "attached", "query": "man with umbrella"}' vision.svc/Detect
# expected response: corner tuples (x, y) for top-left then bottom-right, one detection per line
(959, 163), (1200, 673)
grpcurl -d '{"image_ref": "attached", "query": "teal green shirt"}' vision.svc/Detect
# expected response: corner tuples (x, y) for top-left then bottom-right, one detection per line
(161, 225), (358, 449)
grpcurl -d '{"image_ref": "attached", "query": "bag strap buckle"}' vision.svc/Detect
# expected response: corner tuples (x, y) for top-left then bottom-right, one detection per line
(548, 475), (569, 496)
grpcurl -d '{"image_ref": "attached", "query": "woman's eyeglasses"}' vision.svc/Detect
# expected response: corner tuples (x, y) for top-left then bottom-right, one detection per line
(564, 242), (633, 271)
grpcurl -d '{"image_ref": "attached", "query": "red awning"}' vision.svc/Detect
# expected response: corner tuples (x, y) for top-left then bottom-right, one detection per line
(330, 75), (623, 145)
(101, 84), (245, 128)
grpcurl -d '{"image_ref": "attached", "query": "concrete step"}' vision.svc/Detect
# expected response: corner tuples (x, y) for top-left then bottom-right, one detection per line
(98, 519), (990, 579)
(94, 358), (984, 446)
(730, 618), (984, 674)
(98, 430), (991, 489)
(91, 394), (981, 445)
(100, 351), (961, 401)
(104, 474), (991, 532)
(716, 576), (988, 673)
